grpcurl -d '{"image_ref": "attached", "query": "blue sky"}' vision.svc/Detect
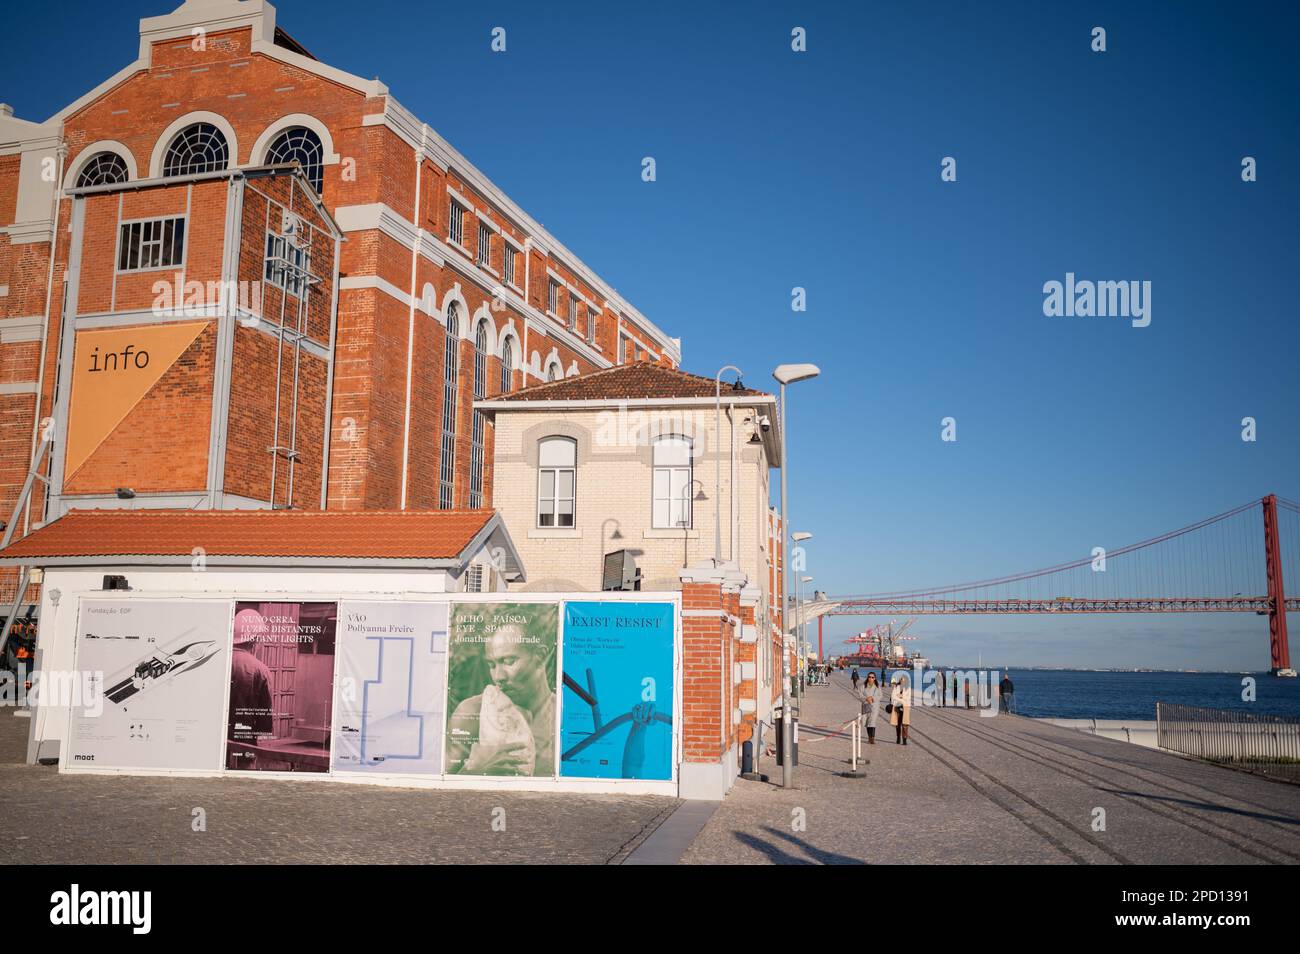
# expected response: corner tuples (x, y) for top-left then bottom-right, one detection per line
(4, 1), (1297, 668)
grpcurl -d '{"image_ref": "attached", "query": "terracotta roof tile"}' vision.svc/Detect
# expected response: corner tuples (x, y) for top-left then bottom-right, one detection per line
(0, 509), (496, 564)
(494, 362), (770, 402)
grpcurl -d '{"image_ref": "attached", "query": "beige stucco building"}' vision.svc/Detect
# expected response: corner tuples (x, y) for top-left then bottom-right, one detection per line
(476, 362), (786, 718)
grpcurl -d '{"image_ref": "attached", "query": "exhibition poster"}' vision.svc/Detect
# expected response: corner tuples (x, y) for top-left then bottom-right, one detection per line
(68, 599), (230, 771)
(445, 602), (558, 777)
(226, 601), (336, 773)
(560, 601), (675, 780)
(333, 601), (449, 775)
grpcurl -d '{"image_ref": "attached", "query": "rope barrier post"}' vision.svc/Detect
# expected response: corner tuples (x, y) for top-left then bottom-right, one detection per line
(839, 716), (867, 778)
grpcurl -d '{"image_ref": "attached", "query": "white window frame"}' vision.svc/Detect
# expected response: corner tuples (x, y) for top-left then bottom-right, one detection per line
(477, 221), (492, 267)
(264, 230), (311, 297)
(652, 435), (693, 529)
(547, 278), (559, 317)
(116, 215), (187, 273)
(448, 199), (466, 247)
(537, 437), (577, 528)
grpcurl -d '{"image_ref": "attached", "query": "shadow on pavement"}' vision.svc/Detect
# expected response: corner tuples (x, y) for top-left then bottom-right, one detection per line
(732, 826), (867, 865)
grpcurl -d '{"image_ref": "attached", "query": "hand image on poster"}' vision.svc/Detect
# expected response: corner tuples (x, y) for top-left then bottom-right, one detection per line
(333, 601), (449, 775)
(68, 600), (230, 771)
(560, 602), (675, 780)
(445, 603), (558, 777)
(226, 602), (336, 773)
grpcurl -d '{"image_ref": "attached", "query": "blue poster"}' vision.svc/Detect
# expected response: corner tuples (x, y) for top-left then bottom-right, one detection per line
(560, 601), (675, 780)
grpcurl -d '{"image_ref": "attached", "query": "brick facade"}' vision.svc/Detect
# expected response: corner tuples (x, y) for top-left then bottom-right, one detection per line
(0, 0), (681, 602)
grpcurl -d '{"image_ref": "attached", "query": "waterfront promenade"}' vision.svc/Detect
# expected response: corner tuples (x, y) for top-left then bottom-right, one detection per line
(680, 672), (1300, 864)
(4, 675), (1300, 864)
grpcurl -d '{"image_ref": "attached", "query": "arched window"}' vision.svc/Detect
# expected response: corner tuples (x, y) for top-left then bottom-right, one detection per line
(162, 123), (230, 177)
(75, 152), (129, 188)
(546, 361), (561, 382)
(537, 437), (576, 528)
(469, 320), (489, 508)
(439, 304), (460, 509)
(499, 338), (514, 394)
(264, 126), (324, 195)
(652, 435), (693, 528)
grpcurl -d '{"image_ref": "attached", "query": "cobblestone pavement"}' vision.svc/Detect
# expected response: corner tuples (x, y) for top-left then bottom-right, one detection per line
(0, 713), (677, 864)
(681, 673), (1300, 865)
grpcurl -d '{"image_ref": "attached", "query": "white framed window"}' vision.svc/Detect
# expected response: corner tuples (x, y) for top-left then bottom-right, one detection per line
(537, 437), (576, 527)
(586, 308), (597, 342)
(567, 295), (577, 331)
(264, 231), (311, 296)
(448, 200), (466, 247)
(477, 222), (492, 267)
(547, 278), (559, 315)
(117, 216), (186, 272)
(652, 435), (693, 528)
(502, 245), (516, 287)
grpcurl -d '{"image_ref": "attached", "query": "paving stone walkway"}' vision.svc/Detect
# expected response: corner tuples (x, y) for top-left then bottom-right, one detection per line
(0, 712), (677, 865)
(681, 672), (1300, 864)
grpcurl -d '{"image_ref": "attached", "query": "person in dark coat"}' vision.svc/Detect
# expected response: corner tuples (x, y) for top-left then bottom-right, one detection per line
(1000, 673), (1015, 713)
(938, 670), (947, 707)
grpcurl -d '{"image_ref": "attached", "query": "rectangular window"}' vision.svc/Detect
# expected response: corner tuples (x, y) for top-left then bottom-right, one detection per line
(537, 438), (576, 527)
(567, 295), (577, 331)
(652, 436), (693, 528)
(477, 222), (491, 266)
(652, 466), (692, 528)
(264, 232), (311, 297)
(448, 200), (465, 246)
(117, 217), (185, 272)
(502, 245), (516, 287)
(587, 309), (597, 342)
(547, 279), (559, 315)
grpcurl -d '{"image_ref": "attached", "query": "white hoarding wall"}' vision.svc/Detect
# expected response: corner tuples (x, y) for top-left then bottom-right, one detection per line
(67, 600), (231, 772)
(56, 593), (680, 794)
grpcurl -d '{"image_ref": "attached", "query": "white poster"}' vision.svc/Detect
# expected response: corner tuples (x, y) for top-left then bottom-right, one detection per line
(332, 601), (449, 775)
(67, 599), (231, 771)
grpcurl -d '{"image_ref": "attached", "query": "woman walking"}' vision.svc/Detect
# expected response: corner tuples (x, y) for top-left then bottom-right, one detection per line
(890, 674), (911, 745)
(861, 672), (880, 744)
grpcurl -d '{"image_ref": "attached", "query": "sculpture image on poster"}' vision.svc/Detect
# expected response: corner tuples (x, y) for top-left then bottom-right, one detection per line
(67, 599), (230, 771)
(445, 602), (558, 777)
(226, 601), (336, 773)
(333, 601), (449, 775)
(560, 601), (675, 780)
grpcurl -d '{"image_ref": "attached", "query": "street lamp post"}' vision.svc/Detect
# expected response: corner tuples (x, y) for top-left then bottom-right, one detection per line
(715, 365), (741, 565)
(774, 362), (819, 789)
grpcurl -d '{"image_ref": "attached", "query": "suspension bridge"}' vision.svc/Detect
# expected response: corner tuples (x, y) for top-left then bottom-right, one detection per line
(825, 494), (1299, 674)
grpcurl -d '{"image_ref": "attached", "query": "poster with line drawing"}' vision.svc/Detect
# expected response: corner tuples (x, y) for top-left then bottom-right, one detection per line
(333, 601), (448, 776)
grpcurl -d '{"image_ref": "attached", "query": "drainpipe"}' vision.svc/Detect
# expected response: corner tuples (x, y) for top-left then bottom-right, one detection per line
(399, 123), (429, 509)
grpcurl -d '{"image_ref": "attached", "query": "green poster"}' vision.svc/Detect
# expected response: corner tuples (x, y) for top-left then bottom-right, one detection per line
(445, 602), (559, 777)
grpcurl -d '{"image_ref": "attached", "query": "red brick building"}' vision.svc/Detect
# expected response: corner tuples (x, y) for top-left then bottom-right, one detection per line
(0, 0), (680, 595)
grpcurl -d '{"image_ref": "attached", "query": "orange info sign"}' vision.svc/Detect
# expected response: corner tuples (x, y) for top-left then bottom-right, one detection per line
(63, 322), (209, 482)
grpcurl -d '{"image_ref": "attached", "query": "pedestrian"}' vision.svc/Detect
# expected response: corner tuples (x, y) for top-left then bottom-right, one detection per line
(952, 674), (958, 705)
(964, 676), (972, 710)
(1000, 672), (1015, 714)
(861, 672), (880, 743)
(890, 674), (910, 745)
(938, 670), (947, 707)
(851, 667), (860, 692)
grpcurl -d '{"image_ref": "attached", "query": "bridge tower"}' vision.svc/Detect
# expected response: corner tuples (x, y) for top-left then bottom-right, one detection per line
(1262, 494), (1291, 674)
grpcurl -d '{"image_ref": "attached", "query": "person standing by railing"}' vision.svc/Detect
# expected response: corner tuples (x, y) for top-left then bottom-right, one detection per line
(999, 673), (1015, 714)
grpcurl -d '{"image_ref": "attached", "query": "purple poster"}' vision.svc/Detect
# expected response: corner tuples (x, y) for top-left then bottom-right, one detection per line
(226, 601), (337, 773)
